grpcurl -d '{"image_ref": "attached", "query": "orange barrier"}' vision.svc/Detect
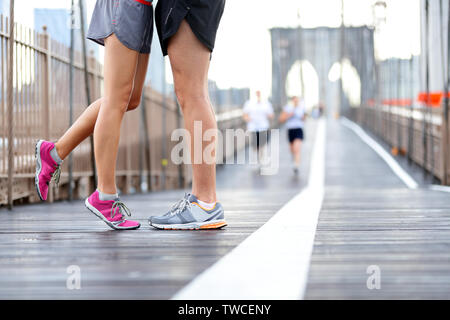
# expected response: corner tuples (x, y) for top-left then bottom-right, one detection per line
(381, 99), (413, 106)
(369, 92), (450, 107)
(366, 99), (412, 107)
(417, 92), (450, 107)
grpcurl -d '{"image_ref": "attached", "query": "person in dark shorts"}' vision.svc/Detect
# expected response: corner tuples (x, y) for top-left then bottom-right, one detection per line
(243, 90), (274, 168)
(279, 96), (306, 174)
(35, 0), (227, 231)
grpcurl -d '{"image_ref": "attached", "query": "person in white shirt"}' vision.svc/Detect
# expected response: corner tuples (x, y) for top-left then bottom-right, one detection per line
(279, 96), (306, 174)
(243, 90), (274, 165)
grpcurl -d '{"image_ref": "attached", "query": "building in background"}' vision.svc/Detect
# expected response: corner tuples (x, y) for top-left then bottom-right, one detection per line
(0, 0), (7, 15)
(34, 0), (98, 59)
(209, 80), (250, 112)
(0, 0), (98, 59)
(34, 8), (69, 44)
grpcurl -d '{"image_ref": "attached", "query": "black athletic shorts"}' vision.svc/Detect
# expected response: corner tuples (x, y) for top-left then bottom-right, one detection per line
(287, 128), (304, 143)
(155, 0), (226, 56)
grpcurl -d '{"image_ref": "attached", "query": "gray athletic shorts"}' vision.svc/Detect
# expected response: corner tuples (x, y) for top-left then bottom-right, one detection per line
(87, 0), (154, 54)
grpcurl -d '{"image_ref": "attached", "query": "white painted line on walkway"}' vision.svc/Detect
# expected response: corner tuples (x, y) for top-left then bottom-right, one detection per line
(341, 117), (419, 190)
(429, 185), (450, 193)
(173, 118), (326, 300)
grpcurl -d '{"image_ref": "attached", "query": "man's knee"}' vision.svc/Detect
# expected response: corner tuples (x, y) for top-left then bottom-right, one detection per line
(174, 84), (208, 110)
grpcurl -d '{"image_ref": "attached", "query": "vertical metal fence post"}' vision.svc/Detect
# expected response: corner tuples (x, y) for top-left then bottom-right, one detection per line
(161, 56), (167, 190)
(6, 0), (15, 209)
(138, 98), (145, 192)
(375, 47), (381, 137)
(339, 0), (345, 118)
(42, 26), (52, 201)
(125, 116), (131, 193)
(423, 0), (430, 179)
(41, 26), (50, 142)
(396, 58), (402, 153)
(68, 0), (75, 201)
(140, 89), (152, 191)
(79, 0), (97, 189)
(445, 0), (450, 185)
(385, 61), (389, 140)
(408, 54), (415, 165)
(440, 0), (449, 185)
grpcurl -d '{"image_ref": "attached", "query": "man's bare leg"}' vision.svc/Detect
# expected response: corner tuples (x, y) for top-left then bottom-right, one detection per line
(168, 20), (217, 203)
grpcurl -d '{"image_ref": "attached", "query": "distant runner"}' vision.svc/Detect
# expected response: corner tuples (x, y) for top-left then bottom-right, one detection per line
(279, 96), (306, 174)
(243, 90), (274, 168)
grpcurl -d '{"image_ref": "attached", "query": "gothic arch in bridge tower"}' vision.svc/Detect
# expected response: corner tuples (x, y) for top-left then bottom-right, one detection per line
(270, 26), (375, 115)
(285, 60), (319, 111)
(328, 59), (362, 108)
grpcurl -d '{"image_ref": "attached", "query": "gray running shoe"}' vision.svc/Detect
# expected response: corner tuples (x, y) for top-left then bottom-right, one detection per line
(148, 193), (226, 230)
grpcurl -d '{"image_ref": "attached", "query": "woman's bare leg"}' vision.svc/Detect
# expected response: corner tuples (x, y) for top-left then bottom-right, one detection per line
(293, 139), (302, 166)
(168, 20), (217, 203)
(94, 34), (140, 195)
(54, 98), (102, 160)
(289, 142), (295, 161)
(54, 51), (149, 162)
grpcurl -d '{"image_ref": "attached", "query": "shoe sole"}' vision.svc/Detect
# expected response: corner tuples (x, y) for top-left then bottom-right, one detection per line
(149, 219), (227, 230)
(34, 140), (45, 201)
(85, 198), (140, 231)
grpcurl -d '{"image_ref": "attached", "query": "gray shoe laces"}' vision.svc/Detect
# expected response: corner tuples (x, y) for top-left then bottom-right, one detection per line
(111, 200), (132, 220)
(168, 196), (192, 217)
(51, 165), (61, 187)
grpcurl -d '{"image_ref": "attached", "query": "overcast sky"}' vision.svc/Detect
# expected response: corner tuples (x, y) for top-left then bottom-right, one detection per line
(12, 0), (421, 95)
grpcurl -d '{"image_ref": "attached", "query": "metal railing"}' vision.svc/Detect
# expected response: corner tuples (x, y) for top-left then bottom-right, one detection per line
(352, 101), (450, 184)
(0, 14), (248, 206)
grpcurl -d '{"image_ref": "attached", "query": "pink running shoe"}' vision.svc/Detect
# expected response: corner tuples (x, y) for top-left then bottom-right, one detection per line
(35, 140), (61, 201)
(85, 190), (140, 230)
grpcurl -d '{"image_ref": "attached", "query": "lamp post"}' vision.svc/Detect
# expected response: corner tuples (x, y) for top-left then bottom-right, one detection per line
(372, 1), (387, 61)
(372, 1), (387, 138)
(79, 0), (97, 189)
(6, 0), (15, 209)
(68, 0), (75, 201)
(338, 0), (345, 118)
(440, 0), (449, 185)
(423, 0), (430, 179)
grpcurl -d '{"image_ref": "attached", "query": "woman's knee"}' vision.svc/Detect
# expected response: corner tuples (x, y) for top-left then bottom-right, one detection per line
(104, 84), (134, 113)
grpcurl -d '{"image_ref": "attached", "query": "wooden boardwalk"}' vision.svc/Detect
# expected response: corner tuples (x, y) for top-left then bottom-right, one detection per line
(0, 121), (317, 299)
(305, 120), (450, 299)
(1, 118), (449, 299)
